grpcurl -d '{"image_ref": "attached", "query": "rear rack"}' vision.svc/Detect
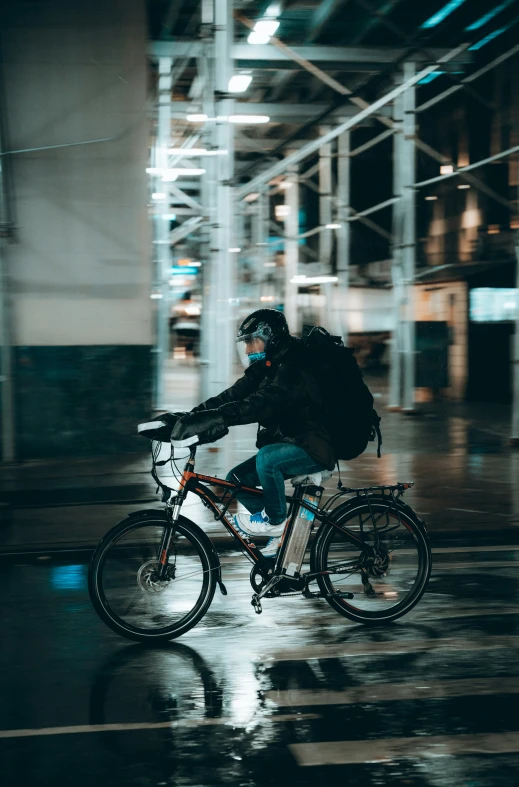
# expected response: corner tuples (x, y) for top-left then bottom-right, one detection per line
(323, 481), (414, 513)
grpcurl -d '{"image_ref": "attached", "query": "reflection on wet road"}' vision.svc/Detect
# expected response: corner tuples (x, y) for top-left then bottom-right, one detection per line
(1, 540), (519, 786)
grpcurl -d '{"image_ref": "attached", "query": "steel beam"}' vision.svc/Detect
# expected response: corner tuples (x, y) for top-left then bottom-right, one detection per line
(319, 129), (333, 273)
(415, 145), (519, 189)
(0, 78), (14, 461)
(166, 183), (202, 211)
(236, 43), (468, 199)
(149, 41), (472, 66)
(401, 63), (416, 413)
(169, 216), (203, 245)
(169, 101), (384, 122)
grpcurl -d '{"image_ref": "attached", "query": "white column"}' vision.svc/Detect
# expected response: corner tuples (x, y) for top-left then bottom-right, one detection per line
(335, 130), (351, 343)
(512, 229), (519, 444)
(319, 129), (333, 272)
(253, 191), (268, 305)
(204, 0), (235, 403)
(401, 62), (417, 413)
(389, 83), (404, 410)
(154, 56), (173, 409)
(284, 167), (299, 334)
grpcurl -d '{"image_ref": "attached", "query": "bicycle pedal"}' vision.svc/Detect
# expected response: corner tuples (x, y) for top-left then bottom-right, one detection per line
(251, 595), (262, 614)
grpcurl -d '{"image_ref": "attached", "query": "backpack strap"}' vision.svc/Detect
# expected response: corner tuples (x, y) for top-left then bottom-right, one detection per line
(370, 409), (382, 458)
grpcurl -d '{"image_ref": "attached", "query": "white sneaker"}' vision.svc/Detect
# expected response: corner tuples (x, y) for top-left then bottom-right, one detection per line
(233, 509), (286, 537)
(261, 536), (282, 558)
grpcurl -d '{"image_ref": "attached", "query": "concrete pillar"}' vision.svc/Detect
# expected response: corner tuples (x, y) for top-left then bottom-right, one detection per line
(334, 130), (351, 343)
(153, 57), (173, 409)
(319, 129), (333, 272)
(284, 168), (299, 334)
(389, 63), (416, 412)
(401, 63), (417, 413)
(0, 0), (152, 458)
(512, 229), (519, 445)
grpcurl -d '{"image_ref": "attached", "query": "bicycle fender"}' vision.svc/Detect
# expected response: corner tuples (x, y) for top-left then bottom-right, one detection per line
(327, 495), (429, 540)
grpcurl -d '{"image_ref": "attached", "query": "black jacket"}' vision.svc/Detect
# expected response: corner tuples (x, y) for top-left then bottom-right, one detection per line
(193, 336), (336, 470)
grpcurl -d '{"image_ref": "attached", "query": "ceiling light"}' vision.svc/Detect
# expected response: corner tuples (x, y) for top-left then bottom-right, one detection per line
(278, 181), (293, 190)
(228, 114), (270, 124)
(229, 247), (241, 253)
(291, 275), (339, 285)
(418, 71), (444, 85)
(244, 192), (260, 203)
(260, 295), (275, 302)
(440, 164), (454, 175)
(186, 113), (208, 122)
(326, 223), (341, 229)
(465, 0), (514, 31)
(254, 19), (280, 37)
(152, 192), (167, 200)
(264, 262), (276, 267)
(458, 184), (470, 189)
(420, 0), (467, 29)
(228, 74), (253, 93)
(247, 18), (279, 44)
(468, 26), (510, 51)
(150, 293), (164, 299)
(425, 196), (438, 201)
(275, 205), (290, 220)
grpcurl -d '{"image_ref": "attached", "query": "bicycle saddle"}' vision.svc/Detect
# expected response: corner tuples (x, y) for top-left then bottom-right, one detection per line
(291, 470), (333, 487)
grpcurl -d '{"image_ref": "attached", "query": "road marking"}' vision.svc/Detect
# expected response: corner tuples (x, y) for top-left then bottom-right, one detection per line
(0, 712), (320, 740)
(262, 635), (519, 662)
(267, 676), (519, 707)
(290, 732), (519, 766)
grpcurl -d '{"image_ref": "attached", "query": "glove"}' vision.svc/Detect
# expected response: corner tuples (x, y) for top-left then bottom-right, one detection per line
(171, 410), (229, 445)
(138, 412), (187, 442)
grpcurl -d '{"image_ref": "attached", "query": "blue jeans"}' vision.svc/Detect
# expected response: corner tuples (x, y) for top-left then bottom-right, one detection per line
(226, 443), (326, 525)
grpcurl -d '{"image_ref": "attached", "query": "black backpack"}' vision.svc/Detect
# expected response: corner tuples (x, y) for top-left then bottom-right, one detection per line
(301, 326), (382, 460)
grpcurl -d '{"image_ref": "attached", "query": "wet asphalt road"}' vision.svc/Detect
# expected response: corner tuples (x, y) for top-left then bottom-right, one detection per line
(1, 537), (519, 787)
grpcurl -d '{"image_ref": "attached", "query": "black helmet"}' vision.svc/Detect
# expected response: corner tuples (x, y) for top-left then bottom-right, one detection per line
(236, 308), (289, 365)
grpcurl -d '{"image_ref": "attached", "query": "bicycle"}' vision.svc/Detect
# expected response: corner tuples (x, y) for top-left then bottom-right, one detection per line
(88, 427), (432, 643)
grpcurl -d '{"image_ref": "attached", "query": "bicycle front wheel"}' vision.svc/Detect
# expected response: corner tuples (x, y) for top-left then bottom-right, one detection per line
(89, 513), (217, 642)
(312, 500), (431, 624)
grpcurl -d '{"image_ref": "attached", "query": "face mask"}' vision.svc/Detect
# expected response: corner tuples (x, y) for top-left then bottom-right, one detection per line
(248, 351), (266, 365)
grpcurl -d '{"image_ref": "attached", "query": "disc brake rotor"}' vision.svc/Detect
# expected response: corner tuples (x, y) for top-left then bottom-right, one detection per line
(137, 560), (172, 594)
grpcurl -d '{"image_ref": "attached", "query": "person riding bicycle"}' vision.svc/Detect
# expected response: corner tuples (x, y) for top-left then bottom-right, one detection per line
(173, 309), (336, 557)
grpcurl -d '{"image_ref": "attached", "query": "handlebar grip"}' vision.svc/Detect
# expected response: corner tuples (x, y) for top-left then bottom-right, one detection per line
(171, 435), (199, 449)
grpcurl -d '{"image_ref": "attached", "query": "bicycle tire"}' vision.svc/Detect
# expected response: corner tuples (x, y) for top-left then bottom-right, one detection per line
(89, 513), (217, 642)
(311, 500), (431, 624)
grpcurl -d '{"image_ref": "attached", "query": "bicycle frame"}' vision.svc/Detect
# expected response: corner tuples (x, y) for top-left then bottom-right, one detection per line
(152, 444), (369, 581)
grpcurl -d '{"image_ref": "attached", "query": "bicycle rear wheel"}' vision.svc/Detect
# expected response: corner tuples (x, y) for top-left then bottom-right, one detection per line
(89, 513), (216, 642)
(312, 500), (431, 624)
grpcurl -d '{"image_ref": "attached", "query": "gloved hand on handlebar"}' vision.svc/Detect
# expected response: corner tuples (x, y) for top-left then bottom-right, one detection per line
(138, 412), (187, 442)
(171, 410), (229, 445)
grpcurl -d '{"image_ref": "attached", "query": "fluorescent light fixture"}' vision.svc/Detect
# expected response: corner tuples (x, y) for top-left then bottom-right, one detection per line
(247, 18), (280, 44)
(162, 168), (205, 181)
(229, 247), (241, 253)
(166, 147), (227, 156)
(275, 205), (290, 220)
(161, 213), (177, 220)
(425, 196), (438, 201)
(228, 74), (253, 93)
(440, 164), (454, 175)
(465, 0), (515, 31)
(457, 184), (470, 189)
(186, 113), (208, 122)
(260, 295), (275, 302)
(152, 192), (167, 200)
(255, 19), (280, 36)
(228, 114), (270, 124)
(278, 181), (293, 190)
(191, 261), (202, 267)
(291, 275), (339, 285)
(244, 192), (260, 202)
(418, 71), (444, 85)
(420, 0), (467, 29)
(264, 262), (276, 267)
(326, 223), (341, 229)
(469, 26), (509, 50)
(150, 293), (163, 299)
